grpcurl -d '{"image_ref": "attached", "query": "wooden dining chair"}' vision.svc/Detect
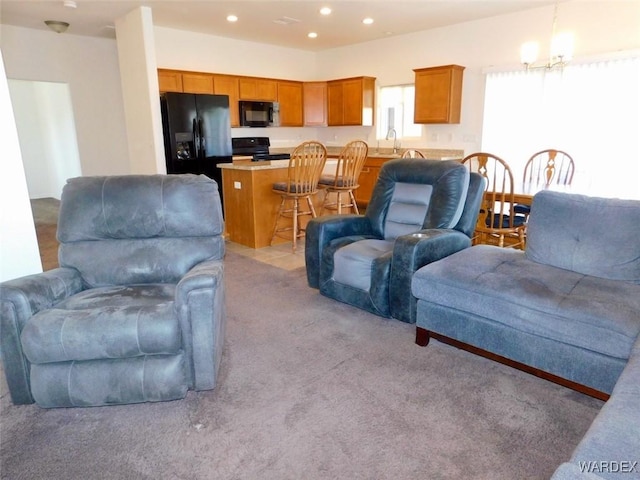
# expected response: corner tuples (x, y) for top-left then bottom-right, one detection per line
(515, 149), (575, 219)
(271, 141), (328, 252)
(462, 152), (526, 249)
(401, 149), (425, 158)
(318, 140), (369, 215)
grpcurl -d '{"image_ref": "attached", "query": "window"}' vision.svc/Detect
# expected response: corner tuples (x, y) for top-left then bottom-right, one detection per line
(377, 84), (422, 140)
(482, 55), (640, 198)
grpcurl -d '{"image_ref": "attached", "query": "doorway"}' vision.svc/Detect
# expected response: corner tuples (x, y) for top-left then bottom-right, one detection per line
(8, 79), (82, 199)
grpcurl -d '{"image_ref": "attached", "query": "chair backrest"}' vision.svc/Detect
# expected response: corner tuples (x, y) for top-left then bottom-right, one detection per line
(57, 174), (225, 287)
(365, 158), (470, 239)
(524, 149), (575, 185)
(462, 152), (518, 229)
(284, 141), (327, 194)
(330, 140), (369, 188)
(401, 149), (425, 159)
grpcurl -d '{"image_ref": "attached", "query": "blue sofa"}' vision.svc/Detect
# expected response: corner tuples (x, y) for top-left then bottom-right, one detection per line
(411, 191), (640, 478)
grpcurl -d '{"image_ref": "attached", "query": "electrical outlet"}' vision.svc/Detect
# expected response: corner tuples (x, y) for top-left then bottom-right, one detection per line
(234, 181), (241, 189)
(430, 133), (439, 142)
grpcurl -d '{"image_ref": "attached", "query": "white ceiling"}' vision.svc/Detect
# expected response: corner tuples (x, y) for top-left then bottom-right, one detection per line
(0, 0), (558, 51)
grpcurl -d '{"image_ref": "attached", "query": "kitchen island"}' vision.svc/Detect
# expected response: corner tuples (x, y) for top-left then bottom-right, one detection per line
(219, 158), (337, 248)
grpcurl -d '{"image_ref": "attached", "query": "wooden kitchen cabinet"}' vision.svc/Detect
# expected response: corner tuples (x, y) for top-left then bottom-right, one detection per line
(238, 77), (278, 101)
(355, 156), (389, 206)
(327, 76), (375, 126)
(181, 72), (214, 94)
(413, 65), (464, 124)
(213, 74), (240, 127)
(303, 82), (327, 126)
(277, 81), (303, 127)
(158, 69), (183, 92)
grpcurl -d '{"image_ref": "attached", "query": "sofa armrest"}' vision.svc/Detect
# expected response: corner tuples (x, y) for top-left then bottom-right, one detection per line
(390, 229), (471, 324)
(176, 259), (225, 391)
(305, 215), (374, 289)
(0, 267), (83, 404)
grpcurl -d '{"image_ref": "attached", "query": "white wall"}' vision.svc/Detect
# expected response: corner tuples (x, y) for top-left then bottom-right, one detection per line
(8, 79), (82, 199)
(0, 24), (130, 176)
(0, 50), (42, 280)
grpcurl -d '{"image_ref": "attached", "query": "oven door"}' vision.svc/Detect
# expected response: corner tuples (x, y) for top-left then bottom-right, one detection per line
(239, 101), (272, 127)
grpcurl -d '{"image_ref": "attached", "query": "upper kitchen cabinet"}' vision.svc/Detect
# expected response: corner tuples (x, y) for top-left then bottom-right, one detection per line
(303, 82), (327, 127)
(238, 77), (278, 101)
(413, 65), (464, 124)
(213, 74), (240, 127)
(277, 81), (304, 127)
(327, 76), (376, 126)
(158, 69), (183, 93)
(181, 72), (214, 94)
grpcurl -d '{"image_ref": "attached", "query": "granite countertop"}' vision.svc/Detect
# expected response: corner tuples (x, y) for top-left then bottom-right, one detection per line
(269, 146), (464, 160)
(220, 157), (338, 171)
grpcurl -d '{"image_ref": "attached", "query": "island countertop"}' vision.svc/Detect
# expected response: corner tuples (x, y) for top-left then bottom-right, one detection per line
(220, 157), (338, 171)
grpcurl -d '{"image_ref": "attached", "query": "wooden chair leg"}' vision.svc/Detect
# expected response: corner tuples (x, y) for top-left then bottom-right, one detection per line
(292, 198), (299, 252)
(270, 196), (286, 246)
(320, 188), (330, 215)
(349, 190), (359, 214)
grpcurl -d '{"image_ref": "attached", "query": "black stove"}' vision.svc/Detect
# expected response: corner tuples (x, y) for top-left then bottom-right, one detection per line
(232, 137), (290, 162)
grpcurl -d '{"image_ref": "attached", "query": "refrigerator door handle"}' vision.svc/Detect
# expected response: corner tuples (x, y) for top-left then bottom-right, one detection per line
(198, 118), (205, 156)
(192, 118), (200, 153)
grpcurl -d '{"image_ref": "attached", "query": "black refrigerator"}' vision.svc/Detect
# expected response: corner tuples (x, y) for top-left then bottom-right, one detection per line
(160, 92), (232, 204)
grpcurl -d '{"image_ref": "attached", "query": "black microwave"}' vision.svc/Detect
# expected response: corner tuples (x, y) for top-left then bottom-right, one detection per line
(239, 101), (280, 127)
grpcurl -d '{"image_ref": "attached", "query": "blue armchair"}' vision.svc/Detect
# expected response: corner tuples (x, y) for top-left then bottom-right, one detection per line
(0, 174), (226, 408)
(305, 158), (484, 324)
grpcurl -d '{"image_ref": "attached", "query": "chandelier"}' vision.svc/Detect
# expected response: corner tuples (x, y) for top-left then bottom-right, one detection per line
(520, 1), (574, 71)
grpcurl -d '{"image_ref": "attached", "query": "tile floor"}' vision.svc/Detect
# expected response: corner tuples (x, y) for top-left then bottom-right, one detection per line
(225, 240), (306, 271)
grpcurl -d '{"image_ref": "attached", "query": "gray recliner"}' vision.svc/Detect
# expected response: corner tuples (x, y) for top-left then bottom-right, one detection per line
(0, 174), (226, 408)
(305, 158), (485, 324)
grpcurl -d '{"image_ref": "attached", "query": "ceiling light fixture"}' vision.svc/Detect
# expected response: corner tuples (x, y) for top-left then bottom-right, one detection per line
(308, 32), (318, 38)
(63, 0), (77, 8)
(520, 1), (573, 71)
(44, 20), (70, 33)
(362, 17), (374, 25)
(226, 15), (238, 23)
(320, 7), (332, 15)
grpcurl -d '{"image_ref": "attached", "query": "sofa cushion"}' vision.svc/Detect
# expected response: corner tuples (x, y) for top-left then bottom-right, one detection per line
(526, 191), (640, 284)
(411, 246), (640, 360)
(333, 239), (395, 291)
(383, 183), (433, 239)
(21, 284), (180, 364)
(57, 174), (224, 241)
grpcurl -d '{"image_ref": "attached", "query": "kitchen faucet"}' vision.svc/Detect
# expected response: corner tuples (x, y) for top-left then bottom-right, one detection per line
(385, 128), (400, 154)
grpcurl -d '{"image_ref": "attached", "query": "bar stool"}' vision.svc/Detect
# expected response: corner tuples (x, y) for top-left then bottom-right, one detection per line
(271, 141), (327, 252)
(319, 140), (369, 215)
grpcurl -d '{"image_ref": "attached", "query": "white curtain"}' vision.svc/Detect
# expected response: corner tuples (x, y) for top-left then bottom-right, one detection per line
(482, 56), (640, 199)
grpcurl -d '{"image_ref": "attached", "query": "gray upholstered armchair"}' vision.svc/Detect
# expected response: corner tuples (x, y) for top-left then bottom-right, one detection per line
(0, 174), (226, 408)
(305, 158), (484, 324)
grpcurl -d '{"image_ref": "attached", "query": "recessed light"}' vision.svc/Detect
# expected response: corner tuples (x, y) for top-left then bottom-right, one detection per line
(320, 7), (332, 15)
(308, 32), (318, 39)
(362, 17), (374, 25)
(226, 15), (238, 22)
